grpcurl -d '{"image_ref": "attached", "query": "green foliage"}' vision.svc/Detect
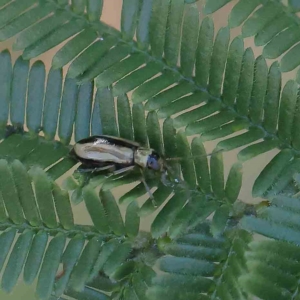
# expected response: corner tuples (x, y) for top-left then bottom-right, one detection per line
(0, 159), (147, 300)
(1, 0), (300, 299)
(240, 194), (300, 299)
(204, 0), (300, 77)
(148, 222), (252, 300)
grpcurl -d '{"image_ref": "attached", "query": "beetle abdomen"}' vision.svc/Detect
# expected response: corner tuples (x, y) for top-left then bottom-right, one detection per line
(73, 141), (134, 165)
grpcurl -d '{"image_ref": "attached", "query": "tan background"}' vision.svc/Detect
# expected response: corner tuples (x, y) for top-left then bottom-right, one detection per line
(0, 0), (289, 299)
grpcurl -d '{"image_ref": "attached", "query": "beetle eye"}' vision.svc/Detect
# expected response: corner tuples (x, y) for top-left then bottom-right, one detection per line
(147, 156), (161, 171)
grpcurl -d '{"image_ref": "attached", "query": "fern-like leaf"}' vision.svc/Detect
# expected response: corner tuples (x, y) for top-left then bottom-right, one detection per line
(0, 158), (147, 299)
(148, 222), (252, 300)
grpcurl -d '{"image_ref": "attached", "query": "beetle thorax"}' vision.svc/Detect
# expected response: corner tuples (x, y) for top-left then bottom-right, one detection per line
(134, 148), (153, 168)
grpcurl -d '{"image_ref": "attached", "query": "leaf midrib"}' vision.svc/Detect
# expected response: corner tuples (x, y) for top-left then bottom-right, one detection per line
(0, 220), (116, 240)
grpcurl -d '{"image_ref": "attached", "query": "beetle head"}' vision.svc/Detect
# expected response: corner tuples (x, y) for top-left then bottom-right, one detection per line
(147, 151), (162, 171)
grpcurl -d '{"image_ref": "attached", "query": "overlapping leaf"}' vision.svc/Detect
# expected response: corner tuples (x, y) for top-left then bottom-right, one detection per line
(204, 0), (300, 76)
(148, 222), (252, 300)
(240, 239), (300, 299)
(0, 158), (144, 299)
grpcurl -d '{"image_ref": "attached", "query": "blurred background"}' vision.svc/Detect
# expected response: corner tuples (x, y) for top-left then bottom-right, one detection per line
(0, 0), (291, 299)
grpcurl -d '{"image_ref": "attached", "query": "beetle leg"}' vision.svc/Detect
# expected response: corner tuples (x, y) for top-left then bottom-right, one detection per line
(112, 165), (136, 175)
(76, 163), (116, 174)
(139, 169), (156, 205)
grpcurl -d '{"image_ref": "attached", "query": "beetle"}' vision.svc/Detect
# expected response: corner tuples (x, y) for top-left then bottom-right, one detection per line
(70, 135), (166, 200)
(70, 135), (220, 200)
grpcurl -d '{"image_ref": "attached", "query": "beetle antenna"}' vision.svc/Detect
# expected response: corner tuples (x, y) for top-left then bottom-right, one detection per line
(165, 149), (223, 161)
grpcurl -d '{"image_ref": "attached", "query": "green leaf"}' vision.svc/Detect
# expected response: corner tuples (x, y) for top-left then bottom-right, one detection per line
(52, 183), (74, 230)
(121, 0), (140, 41)
(55, 234), (85, 297)
(211, 205), (230, 237)
(278, 80), (298, 144)
(210, 150), (224, 199)
(0, 50), (11, 128)
(117, 94), (134, 140)
(83, 186), (109, 234)
(88, 239), (119, 281)
(75, 82), (93, 142)
(14, 11), (70, 51)
(176, 130), (196, 187)
(146, 81), (195, 111)
(132, 70), (180, 104)
(58, 77), (79, 144)
(113, 61), (162, 97)
(164, 0), (185, 66)
(241, 216), (300, 245)
(151, 192), (186, 238)
(10, 56), (28, 127)
(100, 190), (125, 236)
(280, 43), (300, 72)
(195, 17), (214, 87)
(186, 111), (235, 136)
(29, 167), (57, 228)
(136, 0), (152, 49)
(43, 68), (63, 140)
(216, 127), (265, 151)
(0, 229), (16, 272)
(0, 0), (36, 29)
(10, 160), (41, 226)
(98, 87), (118, 136)
(252, 149), (294, 197)
(23, 19), (85, 60)
(0, 160), (24, 224)
(225, 163), (243, 203)
(23, 231), (48, 285)
(255, 14), (290, 47)
(263, 25), (300, 60)
(180, 3), (199, 77)
(204, 0), (231, 14)
(112, 261), (136, 281)
(147, 111), (163, 154)
(267, 158), (300, 197)
(238, 139), (279, 162)
(132, 103), (148, 146)
(263, 62), (281, 134)
(77, 44), (131, 84)
(242, 2), (281, 38)
(95, 53), (146, 90)
(229, 0), (261, 28)
(1, 230), (34, 293)
(222, 37), (244, 106)
(158, 256), (215, 276)
(139, 183), (172, 216)
(87, 0), (103, 21)
(52, 28), (97, 69)
(249, 56), (268, 125)
(173, 99), (221, 128)
(65, 287), (110, 300)
(158, 91), (207, 119)
(71, 0), (85, 14)
(26, 61), (45, 133)
(208, 27), (230, 97)
(68, 237), (102, 292)
(200, 120), (248, 142)
(103, 241), (132, 276)
(150, 0), (170, 57)
(36, 233), (66, 300)
(125, 200), (140, 238)
(236, 47), (255, 116)
(68, 37), (117, 79)
(191, 138), (210, 193)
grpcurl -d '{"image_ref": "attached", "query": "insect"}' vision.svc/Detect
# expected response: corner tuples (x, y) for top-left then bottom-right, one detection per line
(70, 135), (220, 200)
